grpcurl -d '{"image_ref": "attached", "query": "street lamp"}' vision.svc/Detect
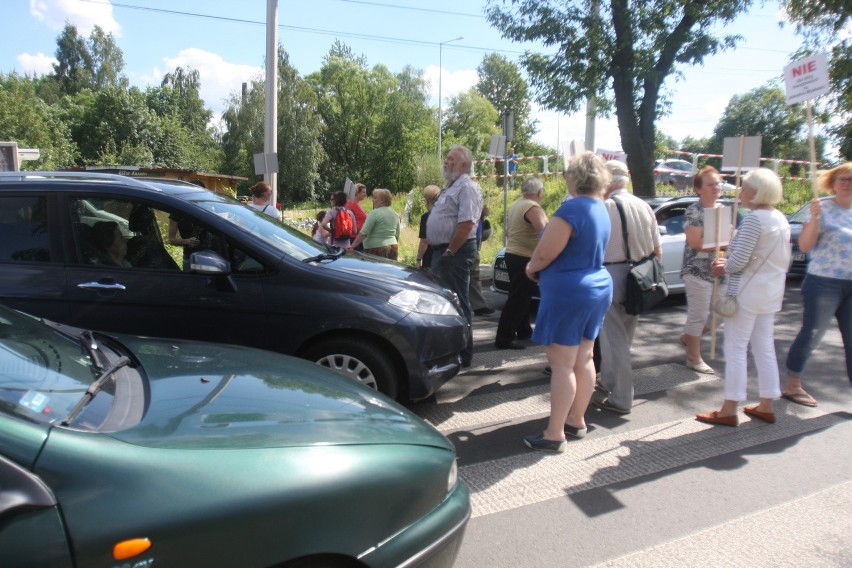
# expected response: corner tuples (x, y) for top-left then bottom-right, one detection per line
(437, 36), (463, 160)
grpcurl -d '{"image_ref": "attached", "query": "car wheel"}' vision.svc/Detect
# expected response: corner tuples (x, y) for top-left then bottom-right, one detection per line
(303, 337), (398, 399)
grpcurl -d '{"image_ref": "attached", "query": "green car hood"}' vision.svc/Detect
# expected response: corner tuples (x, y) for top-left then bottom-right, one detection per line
(108, 337), (451, 452)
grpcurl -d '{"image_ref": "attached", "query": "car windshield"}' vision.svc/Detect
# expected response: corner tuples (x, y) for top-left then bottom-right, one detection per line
(0, 307), (133, 430)
(188, 197), (330, 261)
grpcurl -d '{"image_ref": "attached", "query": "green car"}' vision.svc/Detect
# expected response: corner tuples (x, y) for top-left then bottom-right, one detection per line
(0, 306), (469, 567)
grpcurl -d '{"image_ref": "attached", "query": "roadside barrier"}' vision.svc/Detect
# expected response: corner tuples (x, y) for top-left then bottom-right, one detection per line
(666, 149), (825, 182)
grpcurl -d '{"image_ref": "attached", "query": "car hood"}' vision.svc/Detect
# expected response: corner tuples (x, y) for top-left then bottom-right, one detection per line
(320, 254), (452, 295)
(109, 337), (452, 452)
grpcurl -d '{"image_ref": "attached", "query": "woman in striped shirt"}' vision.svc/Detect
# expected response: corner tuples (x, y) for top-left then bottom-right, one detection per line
(696, 169), (791, 427)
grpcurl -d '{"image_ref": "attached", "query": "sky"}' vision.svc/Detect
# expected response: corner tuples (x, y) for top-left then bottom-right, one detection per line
(1, 0), (814, 159)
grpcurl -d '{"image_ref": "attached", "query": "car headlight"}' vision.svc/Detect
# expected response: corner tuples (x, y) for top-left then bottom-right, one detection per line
(389, 289), (460, 316)
(447, 459), (459, 493)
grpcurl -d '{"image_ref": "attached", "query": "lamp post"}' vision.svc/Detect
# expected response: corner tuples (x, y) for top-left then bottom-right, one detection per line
(437, 36), (463, 160)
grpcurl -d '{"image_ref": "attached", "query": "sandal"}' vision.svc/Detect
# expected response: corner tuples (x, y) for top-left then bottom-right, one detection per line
(685, 360), (715, 374)
(781, 391), (817, 407)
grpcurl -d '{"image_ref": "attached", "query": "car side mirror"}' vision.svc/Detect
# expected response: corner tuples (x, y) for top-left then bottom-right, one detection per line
(189, 250), (231, 275)
(658, 226), (668, 236)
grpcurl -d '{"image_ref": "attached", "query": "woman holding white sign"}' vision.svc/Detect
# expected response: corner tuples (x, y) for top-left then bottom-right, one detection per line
(696, 169), (791, 426)
(680, 166), (725, 374)
(782, 162), (852, 406)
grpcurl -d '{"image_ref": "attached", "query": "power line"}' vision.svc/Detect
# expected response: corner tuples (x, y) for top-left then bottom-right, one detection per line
(330, 0), (483, 19)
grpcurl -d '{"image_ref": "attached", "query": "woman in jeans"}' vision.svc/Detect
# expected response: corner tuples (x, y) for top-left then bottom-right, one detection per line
(680, 166), (725, 374)
(782, 162), (852, 406)
(697, 168), (791, 426)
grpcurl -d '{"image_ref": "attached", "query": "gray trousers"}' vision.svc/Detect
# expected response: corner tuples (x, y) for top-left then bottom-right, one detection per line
(468, 250), (489, 311)
(599, 263), (638, 410)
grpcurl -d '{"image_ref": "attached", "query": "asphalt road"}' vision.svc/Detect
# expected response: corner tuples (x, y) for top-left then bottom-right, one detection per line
(409, 274), (852, 567)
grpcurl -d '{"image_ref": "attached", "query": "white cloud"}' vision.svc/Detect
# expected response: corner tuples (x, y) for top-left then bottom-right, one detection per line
(153, 48), (263, 114)
(29, 0), (121, 35)
(425, 64), (479, 104)
(17, 52), (57, 76)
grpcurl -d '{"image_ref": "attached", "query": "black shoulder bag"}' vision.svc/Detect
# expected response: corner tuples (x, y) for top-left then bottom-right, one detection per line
(612, 196), (669, 315)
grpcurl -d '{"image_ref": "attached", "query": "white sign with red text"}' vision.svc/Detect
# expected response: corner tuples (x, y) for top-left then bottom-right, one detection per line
(784, 53), (830, 105)
(596, 148), (627, 163)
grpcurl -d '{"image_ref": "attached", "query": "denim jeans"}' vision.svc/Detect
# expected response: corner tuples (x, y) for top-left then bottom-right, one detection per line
(432, 239), (477, 364)
(785, 274), (852, 381)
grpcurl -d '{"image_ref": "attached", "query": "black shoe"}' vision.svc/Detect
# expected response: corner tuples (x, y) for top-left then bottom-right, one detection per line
(461, 359), (472, 368)
(524, 432), (567, 453)
(544, 366), (552, 375)
(516, 330), (533, 340)
(474, 307), (495, 316)
(564, 424), (588, 439)
(494, 340), (525, 350)
(593, 398), (631, 414)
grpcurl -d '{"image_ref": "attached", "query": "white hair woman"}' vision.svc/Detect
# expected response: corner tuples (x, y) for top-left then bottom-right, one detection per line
(697, 168), (791, 426)
(495, 176), (548, 349)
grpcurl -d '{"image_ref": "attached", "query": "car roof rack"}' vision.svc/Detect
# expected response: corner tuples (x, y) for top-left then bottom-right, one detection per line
(0, 171), (157, 190)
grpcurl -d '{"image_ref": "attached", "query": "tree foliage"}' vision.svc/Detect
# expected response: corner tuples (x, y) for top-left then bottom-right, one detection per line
(485, 0), (754, 196)
(782, 0), (851, 160)
(0, 72), (77, 168)
(475, 53), (536, 150)
(710, 84), (818, 159)
(52, 24), (125, 95)
(308, 41), (435, 193)
(443, 89), (500, 156)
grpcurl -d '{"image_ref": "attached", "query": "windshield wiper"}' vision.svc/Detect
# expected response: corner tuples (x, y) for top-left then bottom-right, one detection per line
(302, 247), (345, 263)
(79, 330), (106, 372)
(61, 356), (130, 427)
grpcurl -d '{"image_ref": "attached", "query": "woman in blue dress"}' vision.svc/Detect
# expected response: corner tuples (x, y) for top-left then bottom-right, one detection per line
(523, 152), (613, 452)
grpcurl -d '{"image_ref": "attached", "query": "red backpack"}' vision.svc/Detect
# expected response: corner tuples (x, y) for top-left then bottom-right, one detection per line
(332, 207), (355, 240)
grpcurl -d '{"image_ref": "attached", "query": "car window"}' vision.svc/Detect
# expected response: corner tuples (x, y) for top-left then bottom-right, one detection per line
(71, 197), (235, 271)
(190, 199), (328, 261)
(0, 195), (52, 263)
(655, 204), (689, 235)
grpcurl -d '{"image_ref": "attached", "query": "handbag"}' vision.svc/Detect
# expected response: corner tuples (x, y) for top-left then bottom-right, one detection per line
(712, 233), (784, 317)
(613, 197), (669, 316)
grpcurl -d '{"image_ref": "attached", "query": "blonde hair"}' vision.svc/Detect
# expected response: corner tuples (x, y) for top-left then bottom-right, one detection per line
(423, 185), (441, 203)
(564, 152), (610, 197)
(372, 188), (392, 207)
(742, 168), (783, 205)
(819, 162), (852, 193)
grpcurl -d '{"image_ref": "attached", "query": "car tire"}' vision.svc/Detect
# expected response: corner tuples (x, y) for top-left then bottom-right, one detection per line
(303, 337), (398, 400)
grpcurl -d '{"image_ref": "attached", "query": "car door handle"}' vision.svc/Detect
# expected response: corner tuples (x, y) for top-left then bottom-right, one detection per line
(77, 281), (127, 291)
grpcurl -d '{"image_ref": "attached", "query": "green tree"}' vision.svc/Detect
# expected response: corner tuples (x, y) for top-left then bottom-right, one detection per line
(276, 49), (325, 202)
(61, 86), (160, 165)
(485, 0), (754, 196)
(710, 84), (811, 159)
(475, 53), (537, 151)
(782, 0), (851, 160)
(146, 67), (221, 171)
(0, 72), (77, 168)
(442, 89), (500, 156)
(87, 26), (126, 90)
(221, 49), (325, 203)
(368, 65), (434, 191)
(308, 41), (377, 188)
(51, 24), (126, 95)
(52, 24), (92, 95)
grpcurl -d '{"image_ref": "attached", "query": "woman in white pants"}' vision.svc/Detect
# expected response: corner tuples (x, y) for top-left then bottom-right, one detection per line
(696, 168), (791, 426)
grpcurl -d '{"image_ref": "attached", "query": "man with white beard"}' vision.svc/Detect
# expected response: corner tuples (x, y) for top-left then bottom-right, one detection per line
(427, 145), (484, 367)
